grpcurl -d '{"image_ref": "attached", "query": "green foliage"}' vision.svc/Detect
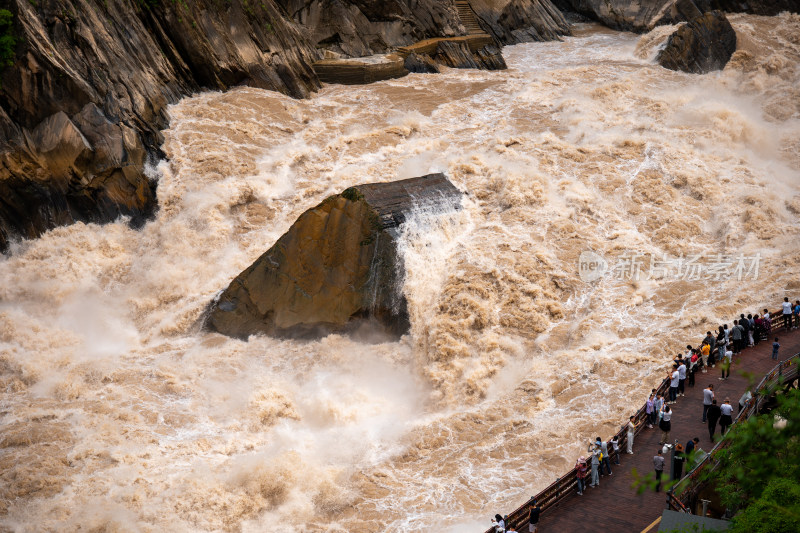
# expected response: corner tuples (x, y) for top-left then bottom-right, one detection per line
(342, 187), (365, 202)
(702, 389), (800, 530)
(0, 8), (16, 68)
(728, 478), (800, 533)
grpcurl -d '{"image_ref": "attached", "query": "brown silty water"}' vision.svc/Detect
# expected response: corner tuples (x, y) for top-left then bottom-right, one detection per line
(1, 15), (799, 533)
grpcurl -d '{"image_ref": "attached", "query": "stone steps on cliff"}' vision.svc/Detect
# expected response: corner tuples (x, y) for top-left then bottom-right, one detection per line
(455, 1), (484, 34)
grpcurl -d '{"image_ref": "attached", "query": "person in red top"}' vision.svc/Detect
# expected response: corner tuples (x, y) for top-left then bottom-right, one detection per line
(575, 457), (588, 495)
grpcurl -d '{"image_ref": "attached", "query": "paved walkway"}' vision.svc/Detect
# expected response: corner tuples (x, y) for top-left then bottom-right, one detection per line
(538, 325), (800, 533)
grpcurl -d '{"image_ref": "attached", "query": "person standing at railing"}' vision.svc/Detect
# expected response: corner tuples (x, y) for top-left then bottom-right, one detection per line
(493, 514), (505, 532)
(659, 405), (672, 445)
(646, 393), (656, 428)
(772, 337), (780, 361)
(738, 390), (752, 413)
(610, 436), (621, 464)
(731, 320), (744, 355)
(754, 314), (764, 344)
(707, 399), (721, 441)
(715, 328), (726, 368)
(739, 314), (751, 349)
(700, 342), (710, 373)
(794, 300), (800, 329)
(747, 314), (755, 346)
(655, 393), (664, 422)
(703, 331), (716, 357)
(527, 499), (541, 533)
(782, 297), (792, 331)
(588, 442), (601, 488)
(702, 384), (714, 422)
(575, 457), (588, 495)
(677, 359), (687, 397)
(596, 437), (612, 476)
(719, 398), (734, 435)
(668, 364), (679, 404)
(626, 415), (637, 454)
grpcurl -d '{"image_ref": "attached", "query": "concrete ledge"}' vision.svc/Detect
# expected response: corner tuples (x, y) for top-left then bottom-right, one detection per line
(397, 34), (494, 57)
(313, 53), (408, 85)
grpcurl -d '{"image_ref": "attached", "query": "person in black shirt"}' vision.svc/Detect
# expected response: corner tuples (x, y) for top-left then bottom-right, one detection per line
(528, 499), (541, 533)
(672, 443), (685, 480)
(707, 399), (722, 441)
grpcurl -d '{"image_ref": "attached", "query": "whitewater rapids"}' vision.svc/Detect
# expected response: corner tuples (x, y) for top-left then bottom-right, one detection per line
(1, 15), (799, 532)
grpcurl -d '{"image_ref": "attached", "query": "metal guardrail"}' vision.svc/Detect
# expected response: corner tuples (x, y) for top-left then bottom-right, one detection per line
(482, 307), (790, 533)
(667, 352), (800, 513)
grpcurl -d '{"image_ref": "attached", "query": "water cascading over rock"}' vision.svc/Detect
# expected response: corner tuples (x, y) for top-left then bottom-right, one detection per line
(657, 10), (737, 73)
(205, 173), (463, 339)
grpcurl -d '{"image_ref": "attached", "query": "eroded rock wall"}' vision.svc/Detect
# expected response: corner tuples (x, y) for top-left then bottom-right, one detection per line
(0, 0), (319, 251)
(0, 0), (570, 251)
(552, 0), (797, 32)
(470, 0), (571, 43)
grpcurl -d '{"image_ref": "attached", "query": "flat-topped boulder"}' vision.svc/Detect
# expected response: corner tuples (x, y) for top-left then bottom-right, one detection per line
(657, 10), (737, 73)
(205, 174), (462, 339)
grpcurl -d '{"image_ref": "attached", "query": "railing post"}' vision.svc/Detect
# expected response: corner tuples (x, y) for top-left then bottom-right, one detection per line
(555, 476), (560, 504)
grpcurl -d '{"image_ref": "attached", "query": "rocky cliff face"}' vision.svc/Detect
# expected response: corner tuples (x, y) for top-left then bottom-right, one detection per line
(205, 174), (463, 339)
(0, 0), (570, 252)
(470, 0), (571, 43)
(0, 0), (319, 251)
(552, 0), (796, 32)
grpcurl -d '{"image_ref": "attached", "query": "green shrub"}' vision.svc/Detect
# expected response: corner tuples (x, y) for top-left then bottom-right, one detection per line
(0, 9), (16, 67)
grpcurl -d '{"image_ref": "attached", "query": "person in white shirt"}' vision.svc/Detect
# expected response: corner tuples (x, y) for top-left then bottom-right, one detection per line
(659, 405), (672, 445)
(782, 297), (793, 331)
(720, 348), (733, 380)
(677, 361), (687, 397)
(668, 364), (680, 404)
(719, 399), (734, 434)
(626, 416), (637, 454)
(702, 384), (714, 422)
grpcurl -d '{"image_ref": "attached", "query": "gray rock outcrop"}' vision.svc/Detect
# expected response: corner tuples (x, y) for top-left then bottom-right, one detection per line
(435, 41), (508, 70)
(470, 0), (571, 43)
(657, 10), (737, 73)
(552, 0), (797, 32)
(205, 174), (463, 339)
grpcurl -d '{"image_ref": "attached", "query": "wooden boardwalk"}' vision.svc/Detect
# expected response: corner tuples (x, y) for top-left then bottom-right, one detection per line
(536, 324), (800, 533)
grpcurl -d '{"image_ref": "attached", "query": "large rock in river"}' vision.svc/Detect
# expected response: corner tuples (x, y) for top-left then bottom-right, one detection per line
(657, 10), (736, 73)
(205, 174), (462, 338)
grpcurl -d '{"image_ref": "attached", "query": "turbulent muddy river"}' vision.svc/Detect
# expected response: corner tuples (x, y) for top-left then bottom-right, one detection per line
(2, 16), (800, 532)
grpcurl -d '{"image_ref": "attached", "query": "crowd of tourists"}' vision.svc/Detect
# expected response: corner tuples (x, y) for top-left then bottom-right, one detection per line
(488, 297), (798, 532)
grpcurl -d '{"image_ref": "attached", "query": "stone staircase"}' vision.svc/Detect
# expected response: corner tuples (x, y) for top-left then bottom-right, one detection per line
(455, 1), (484, 35)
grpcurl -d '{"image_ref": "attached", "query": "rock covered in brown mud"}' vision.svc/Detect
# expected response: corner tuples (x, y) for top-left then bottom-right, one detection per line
(205, 174), (463, 339)
(657, 10), (737, 73)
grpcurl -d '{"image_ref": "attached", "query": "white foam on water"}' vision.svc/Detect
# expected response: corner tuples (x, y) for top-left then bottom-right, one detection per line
(1, 15), (800, 533)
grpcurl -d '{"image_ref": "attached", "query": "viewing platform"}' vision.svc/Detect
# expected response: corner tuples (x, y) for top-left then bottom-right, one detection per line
(485, 311), (800, 533)
(311, 0), (493, 85)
